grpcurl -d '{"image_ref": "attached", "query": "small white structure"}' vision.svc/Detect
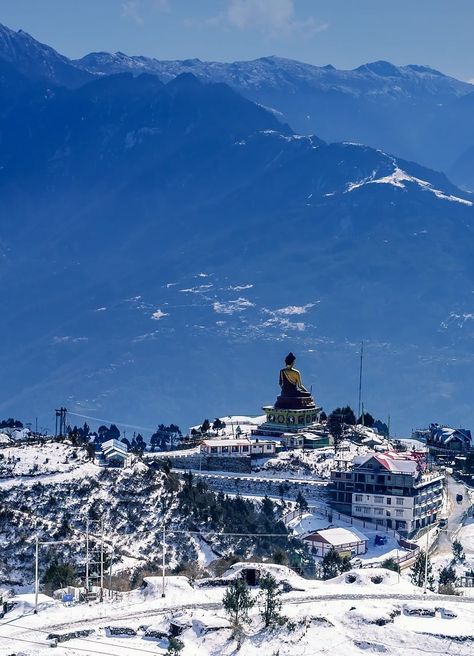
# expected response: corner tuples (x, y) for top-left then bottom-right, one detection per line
(304, 527), (368, 558)
(98, 439), (132, 467)
(200, 438), (276, 456)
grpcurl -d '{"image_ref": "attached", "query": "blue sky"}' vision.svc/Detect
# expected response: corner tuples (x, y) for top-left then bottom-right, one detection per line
(1, 0), (473, 80)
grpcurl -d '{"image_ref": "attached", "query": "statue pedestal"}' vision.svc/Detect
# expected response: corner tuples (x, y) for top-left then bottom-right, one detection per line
(253, 404), (321, 437)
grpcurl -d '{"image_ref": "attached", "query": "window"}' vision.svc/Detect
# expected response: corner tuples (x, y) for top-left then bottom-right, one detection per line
(396, 498), (404, 506)
(355, 494), (363, 502)
(396, 509), (404, 517)
(231, 446), (239, 453)
(210, 447), (218, 454)
(375, 508), (383, 515)
(242, 445), (249, 452)
(363, 507), (370, 514)
(266, 444), (273, 450)
(386, 498), (391, 505)
(374, 496), (383, 503)
(354, 506), (362, 513)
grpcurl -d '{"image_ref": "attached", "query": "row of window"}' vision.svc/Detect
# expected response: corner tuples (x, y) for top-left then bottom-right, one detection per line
(354, 506), (405, 517)
(354, 494), (404, 505)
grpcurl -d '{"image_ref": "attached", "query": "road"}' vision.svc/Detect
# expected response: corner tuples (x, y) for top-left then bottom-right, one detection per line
(435, 474), (472, 555)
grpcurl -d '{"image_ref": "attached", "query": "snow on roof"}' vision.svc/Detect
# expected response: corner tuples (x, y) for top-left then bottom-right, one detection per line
(432, 426), (472, 445)
(202, 438), (251, 447)
(102, 438), (128, 453)
(353, 452), (417, 474)
(308, 527), (368, 546)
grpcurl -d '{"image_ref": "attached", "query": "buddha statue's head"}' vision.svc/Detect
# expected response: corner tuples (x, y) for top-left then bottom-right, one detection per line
(285, 352), (296, 368)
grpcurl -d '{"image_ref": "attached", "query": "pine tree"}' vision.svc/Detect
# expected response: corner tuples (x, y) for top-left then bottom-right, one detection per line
(452, 539), (465, 563)
(321, 547), (351, 580)
(261, 496), (274, 519)
(410, 550), (435, 590)
(439, 564), (457, 586)
(327, 412), (343, 452)
(223, 578), (254, 626)
(258, 573), (282, 627)
(295, 491), (308, 513)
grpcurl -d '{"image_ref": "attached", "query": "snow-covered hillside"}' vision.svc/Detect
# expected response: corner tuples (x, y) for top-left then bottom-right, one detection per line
(2, 564), (474, 655)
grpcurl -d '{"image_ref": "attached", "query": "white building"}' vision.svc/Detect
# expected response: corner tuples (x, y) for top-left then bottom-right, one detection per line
(331, 452), (445, 536)
(200, 438), (276, 457)
(304, 527), (368, 558)
(97, 439), (132, 468)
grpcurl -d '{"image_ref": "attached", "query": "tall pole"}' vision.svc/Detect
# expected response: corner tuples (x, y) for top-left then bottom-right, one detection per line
(358, 341), (364, 420)
(108, 544), (114, 598)
(161, 526), (166, 598)
(34, 536), (39, 614)
(85, 519), (90, 593)
(423, 529), (429, 594)
(100, 518), (104, 602)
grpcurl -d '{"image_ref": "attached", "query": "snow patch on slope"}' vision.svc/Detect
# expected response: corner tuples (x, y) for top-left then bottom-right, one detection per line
(347, 166), (473, 206)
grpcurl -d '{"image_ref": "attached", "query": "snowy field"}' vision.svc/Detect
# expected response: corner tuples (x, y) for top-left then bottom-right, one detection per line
(2, 565), (474, 655)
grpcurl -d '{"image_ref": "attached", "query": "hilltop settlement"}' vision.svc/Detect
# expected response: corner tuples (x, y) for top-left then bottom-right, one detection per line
(1, 353), (474, 654)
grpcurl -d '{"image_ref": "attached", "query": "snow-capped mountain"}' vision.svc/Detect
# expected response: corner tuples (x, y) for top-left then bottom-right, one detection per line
(0, 62), (473, 435)
(1, 21), (474, 185)
(73, 52), (474, 176)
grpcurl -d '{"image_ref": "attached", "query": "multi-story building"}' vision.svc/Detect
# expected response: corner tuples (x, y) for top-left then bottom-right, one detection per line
(330, 452), (445, 537)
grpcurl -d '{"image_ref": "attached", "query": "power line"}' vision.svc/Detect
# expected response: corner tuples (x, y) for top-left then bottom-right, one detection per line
(67, 411), (155, 433)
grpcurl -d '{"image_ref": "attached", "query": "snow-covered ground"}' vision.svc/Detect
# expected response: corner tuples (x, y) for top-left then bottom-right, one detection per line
(0, 442), (95, 490)
(289, 511), (412, 565)
(2, 565), (474, 655)
(259, 440), (375, 480)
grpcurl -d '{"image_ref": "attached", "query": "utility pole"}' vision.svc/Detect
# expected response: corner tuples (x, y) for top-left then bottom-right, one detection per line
(358, 341), (364, 420)
(388, 415), (391, 438)
(161, 526), (166, 598)
(100, 518), (104, 602)
(108, 543), (114, 598)
(34, 536), (39, 614)
(423, 529), (429, 594)
(85, 519), (90, 593)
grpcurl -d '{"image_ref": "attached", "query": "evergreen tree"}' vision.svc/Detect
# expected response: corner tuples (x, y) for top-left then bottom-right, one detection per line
(341, 406), (356, 425)
(357, 412), (375, 428)
(381, 557), (400, 573)
(258, 573), (283, 627)
(295, 491), (308, 513)
(452, 539), (465, 563)
(319, 411), (327, 422)
(42, 560), (77, 593)
(327, 412), (343, 452)
(223, 578), (254, 626)
(212, 418), (224, 433)
(201, 419), (211, 434)
(321, 547), (351, 580)
(373, 420), (389, 436)
(410, 550), (435, 590)
(261, 496), (274, 519)
(439, 564), (457, 586)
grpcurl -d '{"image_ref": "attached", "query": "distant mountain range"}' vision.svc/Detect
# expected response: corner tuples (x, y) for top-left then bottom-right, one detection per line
(0, 23), (474, 435)
(2, 23), (474, 188)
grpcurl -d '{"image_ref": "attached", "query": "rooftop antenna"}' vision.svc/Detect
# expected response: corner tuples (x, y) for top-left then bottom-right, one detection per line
(358, 341), (364, 420)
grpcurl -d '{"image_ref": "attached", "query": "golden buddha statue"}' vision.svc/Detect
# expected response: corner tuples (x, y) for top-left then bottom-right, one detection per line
(275, 352), (316, 409)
